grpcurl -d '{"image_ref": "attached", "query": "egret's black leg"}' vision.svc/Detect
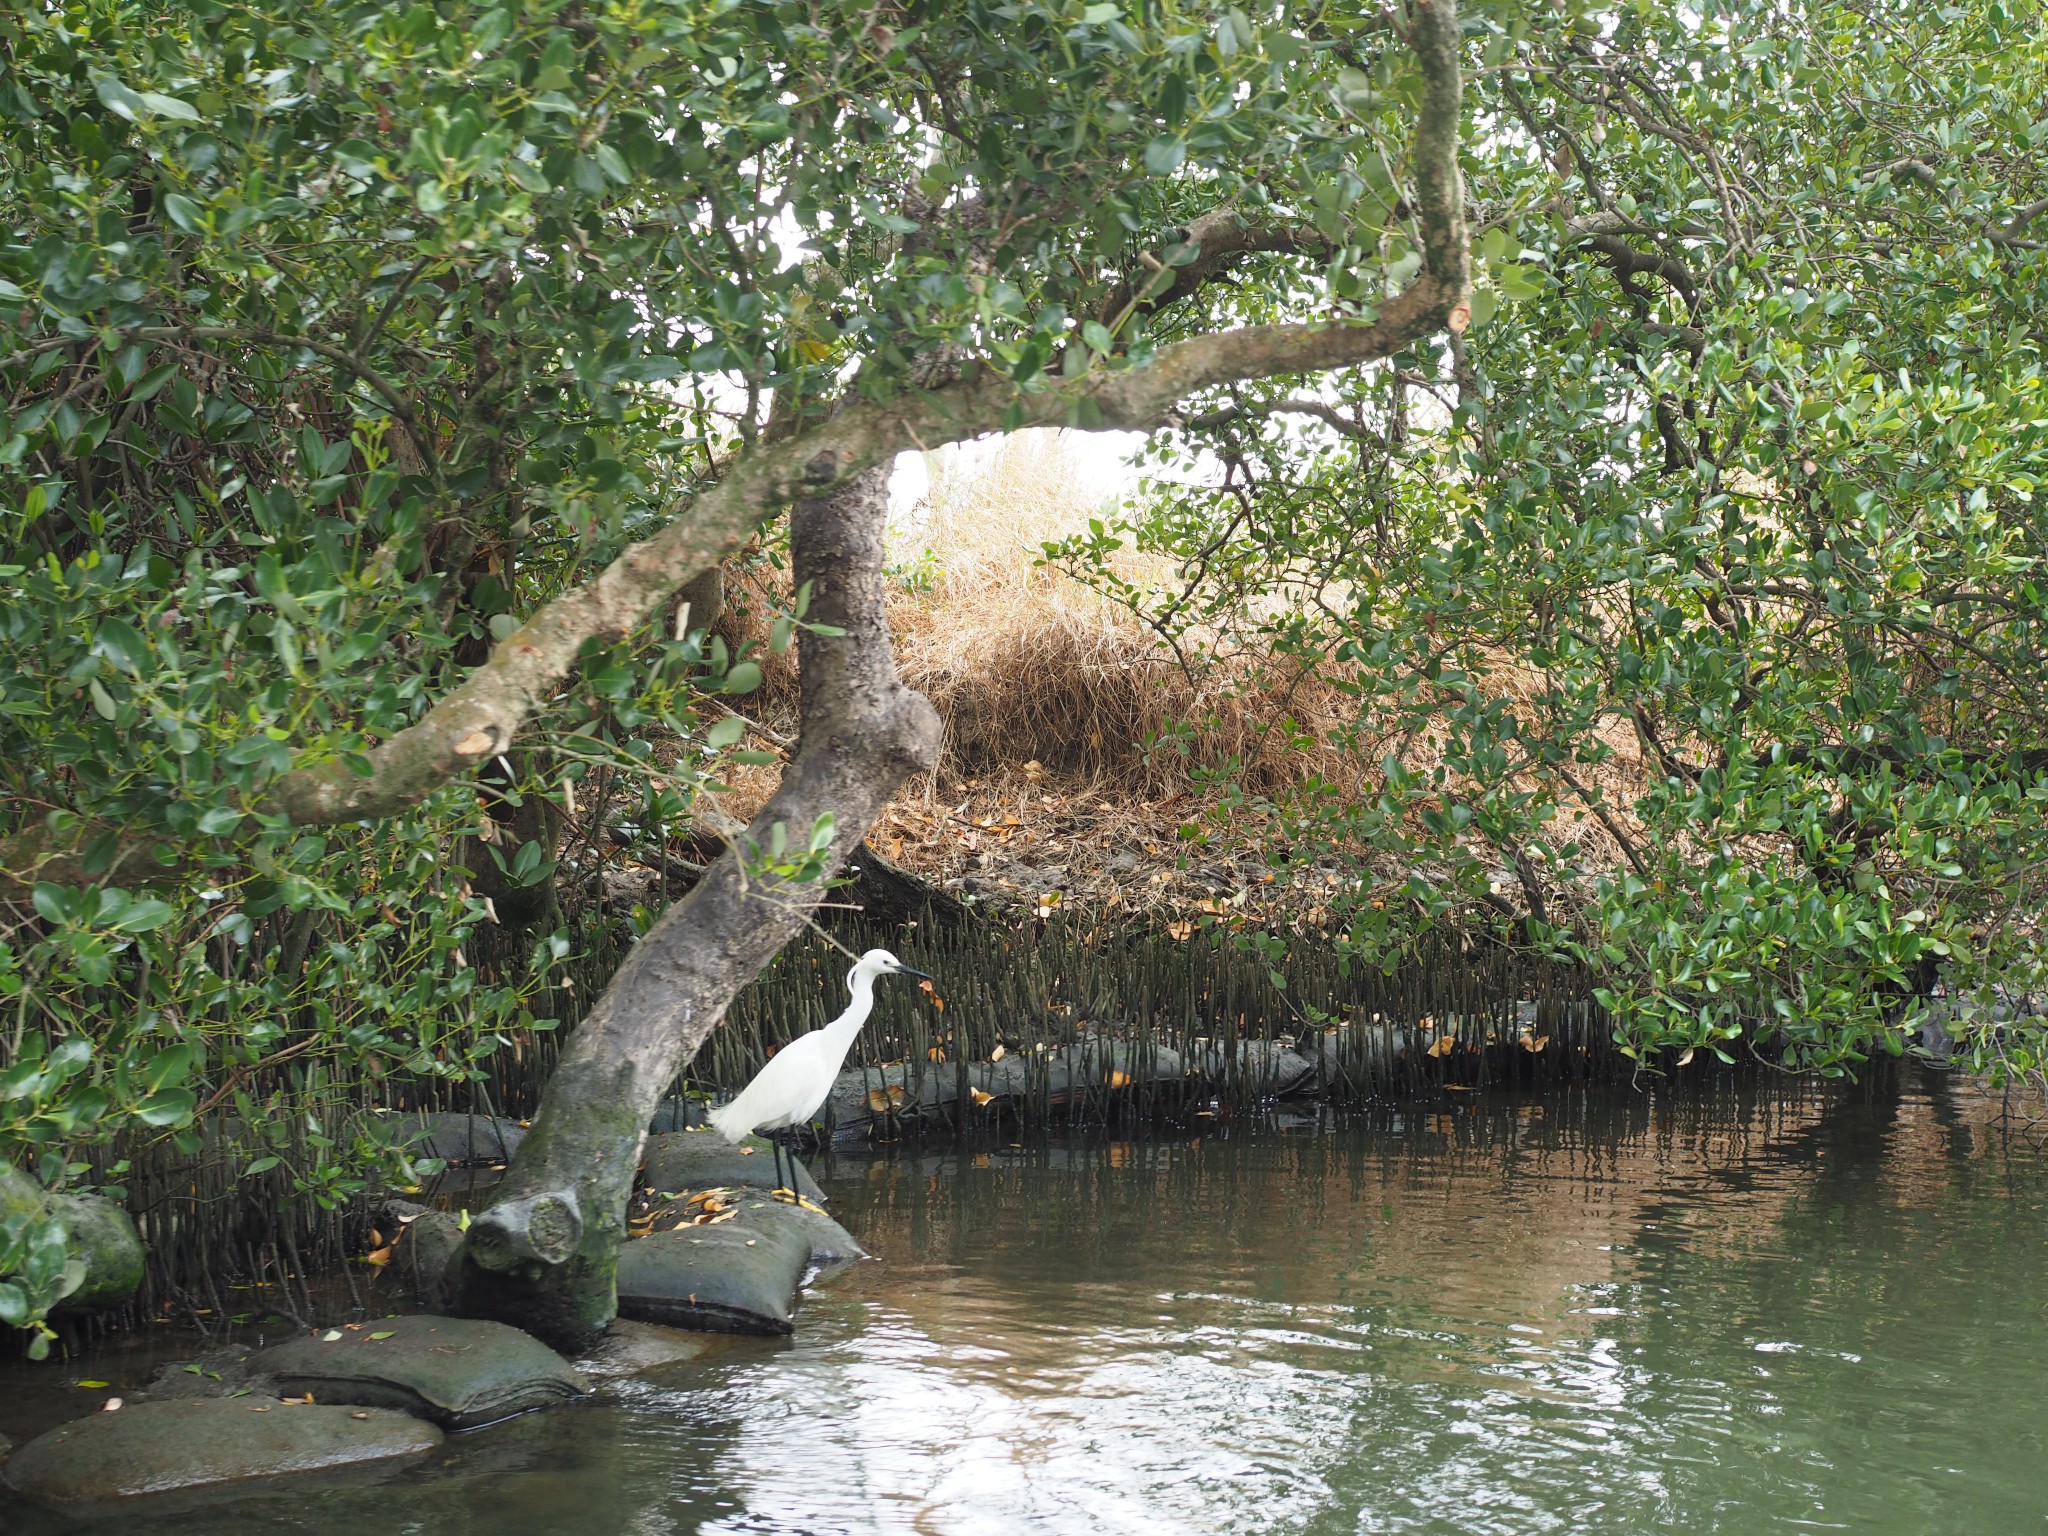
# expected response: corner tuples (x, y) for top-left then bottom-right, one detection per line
(771, 1135), (799, 1203)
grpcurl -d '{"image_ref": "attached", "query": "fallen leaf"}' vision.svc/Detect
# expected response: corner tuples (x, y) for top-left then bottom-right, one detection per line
(283, 1393), (314, 1405)
(1519, 1034), (1549, 1053)
(76, 1380), (110, 1389)
(363, 1246), (393, 1267)
(453, 729), (494, 756)
(351, 1412), (370, 1420)
(1426, 1035), (1458, 1058)
(101, 1398), (122, 1413)
(970, 1088), (994, 1106)
(1107, 1071), (1130, 1090)
(1166, 919), (1193, 941)
(1676, 1047), (1696, 1067)
(368, 1331), (395, 1340)
(322, 1329), (343, 1341)
(989, 1044), (1006, 1063)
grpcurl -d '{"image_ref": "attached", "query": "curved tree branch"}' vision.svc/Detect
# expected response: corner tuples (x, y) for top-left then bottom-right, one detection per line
(257, 0), (1467, 832)
(6, 0), (1467, 892)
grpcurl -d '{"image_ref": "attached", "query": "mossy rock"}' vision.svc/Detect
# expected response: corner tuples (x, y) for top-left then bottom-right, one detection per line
(640, 1130), (826, 1205)
(0, 1163), (144, 1313)
(617, 1194), (858, 1336)
(1, 1399), (439, 1503)
(239, 1314), (587, 1429)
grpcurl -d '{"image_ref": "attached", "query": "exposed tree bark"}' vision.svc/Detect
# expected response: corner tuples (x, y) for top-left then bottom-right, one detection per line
(444, 466), (942, 1349)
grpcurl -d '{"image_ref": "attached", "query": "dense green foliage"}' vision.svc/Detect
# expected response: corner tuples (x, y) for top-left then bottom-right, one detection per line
(1055, 0), (2048, 1074)
(0, 0), (1472, 1340)
(4, 0), (2045, 1343)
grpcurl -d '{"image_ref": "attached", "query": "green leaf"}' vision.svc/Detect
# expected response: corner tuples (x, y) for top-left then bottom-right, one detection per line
(1144, 137), (1185, 176)
(705, 716), (747, 749)
(162, 194), (204, 233)
(196, 806), (243, 836)
(134, 1089), (195, 1127)
(92, 76), (148, 122)
(137, 91), (202, 121)
(92, 617), (152, 676)
(723, 661), (764, 695)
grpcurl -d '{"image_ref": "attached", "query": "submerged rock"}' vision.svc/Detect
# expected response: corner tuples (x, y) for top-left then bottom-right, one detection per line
(641, 1130), (827, 1205)
(1, 1399), (440, 1503)
(238, 1314), (588, 1429)
(574, 1319), (712, 1378)
(616, 1193), (864, 1336)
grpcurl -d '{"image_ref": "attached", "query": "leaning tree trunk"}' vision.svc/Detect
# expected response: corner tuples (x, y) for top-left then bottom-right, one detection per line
(445, 467), (939, 1350)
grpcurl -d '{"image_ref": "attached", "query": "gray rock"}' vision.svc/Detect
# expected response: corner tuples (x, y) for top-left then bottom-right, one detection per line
(641, 1130), (827, 1206)
(574, 1319), (712, 1378)
(647, 1098), (709, 1133)
(616, 1197), (817, 1336)
(139, 1344), (254, 1399)
(392, 1111), (525, 1165)
(1, 1399), (440, 1503)
(239, 1314), (587, 1429)
(374, 1200), (466, 1310)
(0, 1165), (145, 1313)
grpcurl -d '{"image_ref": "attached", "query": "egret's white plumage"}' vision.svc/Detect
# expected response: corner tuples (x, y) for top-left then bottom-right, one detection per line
(708, 948), (930, 1151)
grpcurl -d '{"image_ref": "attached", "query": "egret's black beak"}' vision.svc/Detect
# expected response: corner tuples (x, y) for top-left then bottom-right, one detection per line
(895, 964), (934, 982)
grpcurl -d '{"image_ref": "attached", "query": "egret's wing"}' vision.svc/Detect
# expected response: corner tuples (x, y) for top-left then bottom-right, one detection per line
(714, 1029), (837, 1135)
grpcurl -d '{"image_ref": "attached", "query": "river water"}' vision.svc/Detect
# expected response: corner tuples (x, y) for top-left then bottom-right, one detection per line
(4, 1072), (2045, 1535)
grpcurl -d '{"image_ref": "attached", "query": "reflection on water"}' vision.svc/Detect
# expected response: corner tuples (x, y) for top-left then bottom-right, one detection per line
(4, 1073), (2045, 1535)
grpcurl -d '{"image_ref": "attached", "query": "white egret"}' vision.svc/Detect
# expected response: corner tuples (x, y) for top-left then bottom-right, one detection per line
(708, 947), (932, 1199)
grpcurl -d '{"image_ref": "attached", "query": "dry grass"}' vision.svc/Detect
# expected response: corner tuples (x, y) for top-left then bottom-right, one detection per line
(890, 431), (1358, 799)
(719, 429), (1360, 802)
(704, 431), (1672, 917)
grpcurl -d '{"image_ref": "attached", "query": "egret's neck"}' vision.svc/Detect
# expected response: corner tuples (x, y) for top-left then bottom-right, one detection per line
(827, 967), (879, 1041)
